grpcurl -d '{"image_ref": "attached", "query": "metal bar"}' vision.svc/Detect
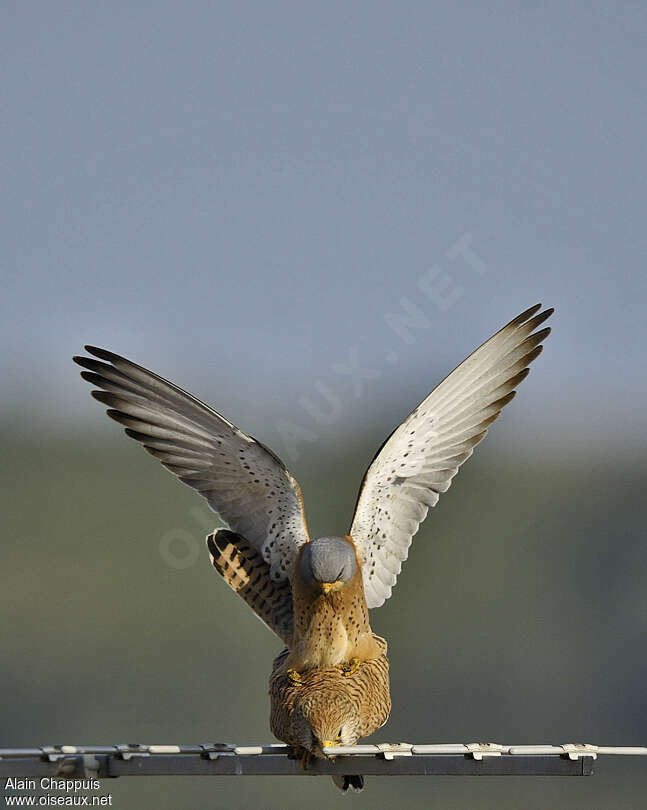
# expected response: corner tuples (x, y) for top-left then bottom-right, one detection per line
(0, 753), (593, 778)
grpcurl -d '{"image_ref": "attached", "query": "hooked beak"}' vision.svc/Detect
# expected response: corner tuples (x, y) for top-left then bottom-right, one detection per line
(320, 581), (337, 595)
(322, 740), (339, 749)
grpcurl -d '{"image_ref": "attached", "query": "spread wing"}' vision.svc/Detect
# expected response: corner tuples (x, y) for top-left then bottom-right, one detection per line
(350, 303), (553, 608)
(207, 529), (293, 644)
(74, 347), (310, 582)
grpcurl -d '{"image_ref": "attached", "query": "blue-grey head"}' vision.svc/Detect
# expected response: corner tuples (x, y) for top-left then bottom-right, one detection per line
(299, 536), (358, 595)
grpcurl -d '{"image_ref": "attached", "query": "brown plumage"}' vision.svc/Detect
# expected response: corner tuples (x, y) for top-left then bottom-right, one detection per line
(208, 530), (381, 676)
(207, 528), (390, 791)
(270, 636), (390, 750)
(287, 536), (381, 672)
(270, 635), (391, 792)
(74, 304), (554, 793)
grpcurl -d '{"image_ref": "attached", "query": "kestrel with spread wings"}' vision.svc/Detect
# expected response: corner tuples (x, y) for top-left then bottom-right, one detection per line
(74, 303), (552, 779)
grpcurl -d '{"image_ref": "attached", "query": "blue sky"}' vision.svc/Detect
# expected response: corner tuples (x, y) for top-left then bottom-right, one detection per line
(2, 2), (646, 457)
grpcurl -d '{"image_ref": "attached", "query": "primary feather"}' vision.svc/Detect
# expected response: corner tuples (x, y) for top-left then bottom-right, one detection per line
(73, 347), (310, 583)
(350, 303), (553, 608)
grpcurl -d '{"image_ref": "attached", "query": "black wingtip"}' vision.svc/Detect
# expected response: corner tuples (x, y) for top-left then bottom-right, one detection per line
(105, 408), (127, 424)
(73, 355), (96, 372)
(78, 370), (101, 385)
(74, 347), (127, 369)
(90, 389), (114, 406)
(510, 303), (555, 331)
(532, 326), (551, 343)
(517, 303), (542, 323)
(84, 345), (122, 363)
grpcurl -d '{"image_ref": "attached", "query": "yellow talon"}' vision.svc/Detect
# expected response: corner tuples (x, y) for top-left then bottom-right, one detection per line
(341, 657), (360, 677)
(287, 668), (302, 684)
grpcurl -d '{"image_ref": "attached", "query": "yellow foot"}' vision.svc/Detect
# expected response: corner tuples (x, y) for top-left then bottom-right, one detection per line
(287, 668), (302, 684)
(341, 657), (361, 677)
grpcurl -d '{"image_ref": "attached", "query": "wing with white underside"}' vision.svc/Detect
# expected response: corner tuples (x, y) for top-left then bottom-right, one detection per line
(350, 303), (553, 609)
(74, 347), (310, 582)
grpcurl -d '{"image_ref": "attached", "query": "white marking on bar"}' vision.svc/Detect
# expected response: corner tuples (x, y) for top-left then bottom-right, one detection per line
(149, 745), (182, 754)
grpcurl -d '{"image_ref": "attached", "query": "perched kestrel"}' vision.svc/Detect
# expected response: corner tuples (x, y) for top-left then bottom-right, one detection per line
(73, 303), (552, 782)
(269, 635), (391, 792)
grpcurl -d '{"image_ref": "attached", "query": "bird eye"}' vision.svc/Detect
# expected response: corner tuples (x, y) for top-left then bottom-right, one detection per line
(336, 728), (343, 740)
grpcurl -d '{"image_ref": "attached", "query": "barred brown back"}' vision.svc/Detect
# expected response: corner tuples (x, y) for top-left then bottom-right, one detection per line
(207, 529), (294, 644)
(269, 635), (391, 747)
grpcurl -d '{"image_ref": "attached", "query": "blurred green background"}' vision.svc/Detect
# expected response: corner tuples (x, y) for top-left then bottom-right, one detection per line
(2, 419), (646, 808)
